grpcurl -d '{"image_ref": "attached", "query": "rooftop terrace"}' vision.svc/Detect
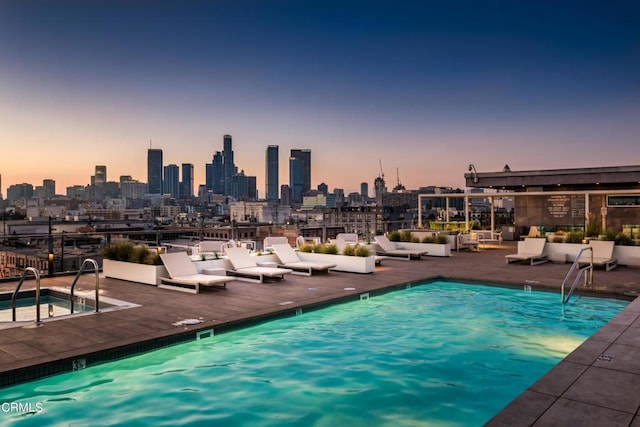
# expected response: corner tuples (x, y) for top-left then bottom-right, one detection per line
(1, 241), (640, 425)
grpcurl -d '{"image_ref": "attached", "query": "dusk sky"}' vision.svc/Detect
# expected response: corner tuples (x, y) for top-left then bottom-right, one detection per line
(1, 0), (639, 196)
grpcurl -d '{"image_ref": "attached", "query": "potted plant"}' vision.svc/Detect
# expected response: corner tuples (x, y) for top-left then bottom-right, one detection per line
(296, 243), (376, 273)
(101, 241), (168, 285)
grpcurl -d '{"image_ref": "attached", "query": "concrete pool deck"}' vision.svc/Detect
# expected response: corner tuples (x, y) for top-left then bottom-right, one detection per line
(1, 241), (639, 425)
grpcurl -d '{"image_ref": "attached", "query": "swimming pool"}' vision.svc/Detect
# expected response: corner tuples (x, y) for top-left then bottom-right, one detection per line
(0, 288), (94, 323)
(0, 281), (628, 426)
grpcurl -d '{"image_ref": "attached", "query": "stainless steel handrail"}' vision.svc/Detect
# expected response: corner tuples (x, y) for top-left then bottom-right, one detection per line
(561, 247), (593, 304)
(11, 267), (41, 322)
(70, 259), (100, 314)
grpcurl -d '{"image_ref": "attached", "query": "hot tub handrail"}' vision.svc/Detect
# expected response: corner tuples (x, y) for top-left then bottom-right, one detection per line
(70, 258), (100, 314)
(11, 267), (41, 322)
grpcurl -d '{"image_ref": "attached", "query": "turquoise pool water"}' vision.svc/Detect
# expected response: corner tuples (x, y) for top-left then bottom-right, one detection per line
(0, 281), (628, 426)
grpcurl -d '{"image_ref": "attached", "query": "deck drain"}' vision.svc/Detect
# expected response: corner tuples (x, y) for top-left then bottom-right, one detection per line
(279, 301), (294, 306)
(173, 318), (202, 326)
(344, 287), (356, 291)
(597, 354), (614, 362)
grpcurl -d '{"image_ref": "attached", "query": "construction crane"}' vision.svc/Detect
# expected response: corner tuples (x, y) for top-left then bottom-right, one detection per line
(378, 159), (385, 180)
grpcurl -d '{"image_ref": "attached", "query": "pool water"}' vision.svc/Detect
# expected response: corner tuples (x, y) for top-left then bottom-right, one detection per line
(0, 281), (628, 426)
(0, 294), (93, 322)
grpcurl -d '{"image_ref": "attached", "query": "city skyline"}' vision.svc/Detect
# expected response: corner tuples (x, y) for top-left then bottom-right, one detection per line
(1, 1), (639, 194)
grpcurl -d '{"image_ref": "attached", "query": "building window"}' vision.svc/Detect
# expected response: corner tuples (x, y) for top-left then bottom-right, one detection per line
(607, 195), (640, 207)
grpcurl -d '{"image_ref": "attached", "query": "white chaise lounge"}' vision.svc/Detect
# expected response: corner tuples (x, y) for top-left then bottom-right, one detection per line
(505, 238), (548, 266)
(159, 252), (234, 294)
(272, 243), (336, 276)
(225, 247), (293, 283)
(457, 232), (479, 252)
(579, 240), (618, 271)
(374, 235), (428, 260)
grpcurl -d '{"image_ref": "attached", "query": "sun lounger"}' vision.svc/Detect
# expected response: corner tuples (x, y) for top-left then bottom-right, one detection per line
(271, 244), (336, 276)
(505, 238), (548, 266)
(263, 236), (289, 251)
(374, 235), (428, 260)
(578, 240), (617, 271)
(159, 252), (234, 294)
(457, 233), (479, 252)
(225, 247), (293, 283)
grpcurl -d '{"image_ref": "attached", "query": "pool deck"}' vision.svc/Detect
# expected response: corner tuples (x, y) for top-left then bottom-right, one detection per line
(1, 241), (640, 425)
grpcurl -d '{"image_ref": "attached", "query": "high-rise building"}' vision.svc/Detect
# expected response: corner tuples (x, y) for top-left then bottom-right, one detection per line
(7, 183), (34, 202)
(42, 179), (56, 198)
(289, 149), (311, 204)
(280, 184), (291, 206)
(206, 151), (224, 194)
(317, 182), (328, 196)
(361, 182), (368, 198)
(265, 145), (279, 202)
(180, 163), (194, 198)
(223, 134), (236, 196)
(147, 148), (163, 194)
(95, 165), (106, 188)
(163, 164), (180, 198)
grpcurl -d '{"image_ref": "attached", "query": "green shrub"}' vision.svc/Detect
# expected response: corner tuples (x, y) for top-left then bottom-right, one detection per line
(322, 243), (338, 254)
(552, 236), (565, 243)
(435, 234), (449, 244)
(299, 243), (315, 253)
(388, 231), (401, 241)
(564, 232), (584, 243)
(342, 245), (355, 256)
(312, 243), (325, 253)
(421, 236), (435, 243)
(411, 236), (420, 243)
(354, 245), (371, 257)
(101, 241), (162, 264)
(400, 230), (413, 242)
(601, 229), (617, 241)
(585, 222), (602, 237)
(616, 234), (636, 246)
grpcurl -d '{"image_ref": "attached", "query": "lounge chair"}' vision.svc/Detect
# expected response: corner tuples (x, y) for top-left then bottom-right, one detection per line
(374, 235), (428, 260)
(578, 240), (618, 271)
(335, 233), (358, 245)
(457, 233), (479, 252)
(225, 247), (293, 283)
(505, 238), (548, 266)
(271, 243), (336, 276)
(263, 236), (289, 251)
(159, 252), (234, 294)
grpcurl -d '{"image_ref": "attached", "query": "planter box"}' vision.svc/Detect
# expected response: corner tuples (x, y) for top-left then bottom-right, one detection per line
(103, 259), (168, 286)
(388, 241), (451, 257)
(297, 252), (376, 274)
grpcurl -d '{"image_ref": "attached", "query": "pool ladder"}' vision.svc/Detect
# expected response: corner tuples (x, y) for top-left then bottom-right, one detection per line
(561, 247), (593, 304)
(11, 259), (100, 323)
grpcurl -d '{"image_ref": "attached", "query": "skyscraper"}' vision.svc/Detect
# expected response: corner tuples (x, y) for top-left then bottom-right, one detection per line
(94, 165), (106, 188)
(360, 182), (368, 198)
(265, 145), (279, 202)
(180, 163), (194, 198)
(147, 148), (163, 194)
(163, 164), (180, 198)
(206, 151), (224, 194)
(43, 179), (56, 199)
(222, 134), (236, 196)
(289, 149), (311, 204)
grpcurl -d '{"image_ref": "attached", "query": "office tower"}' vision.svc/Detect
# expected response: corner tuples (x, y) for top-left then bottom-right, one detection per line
(265, 145), (279, 202)
(361, 182), (368, 198)
(289, 149), (311, 204)
(206, 151), (224, 193)
(317, 182), (328, 196)
(223, 134), (236, 196)
(0, 173), (3, 199)
(280, 185), (291, 206)
(147, 148), (163, 194)
(181, 163), (194, 198)
(163, 164), (180, 197)
(95, 165), (106, 188)
(6, 183), (34, 202)
(42, 179), (56, 198)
